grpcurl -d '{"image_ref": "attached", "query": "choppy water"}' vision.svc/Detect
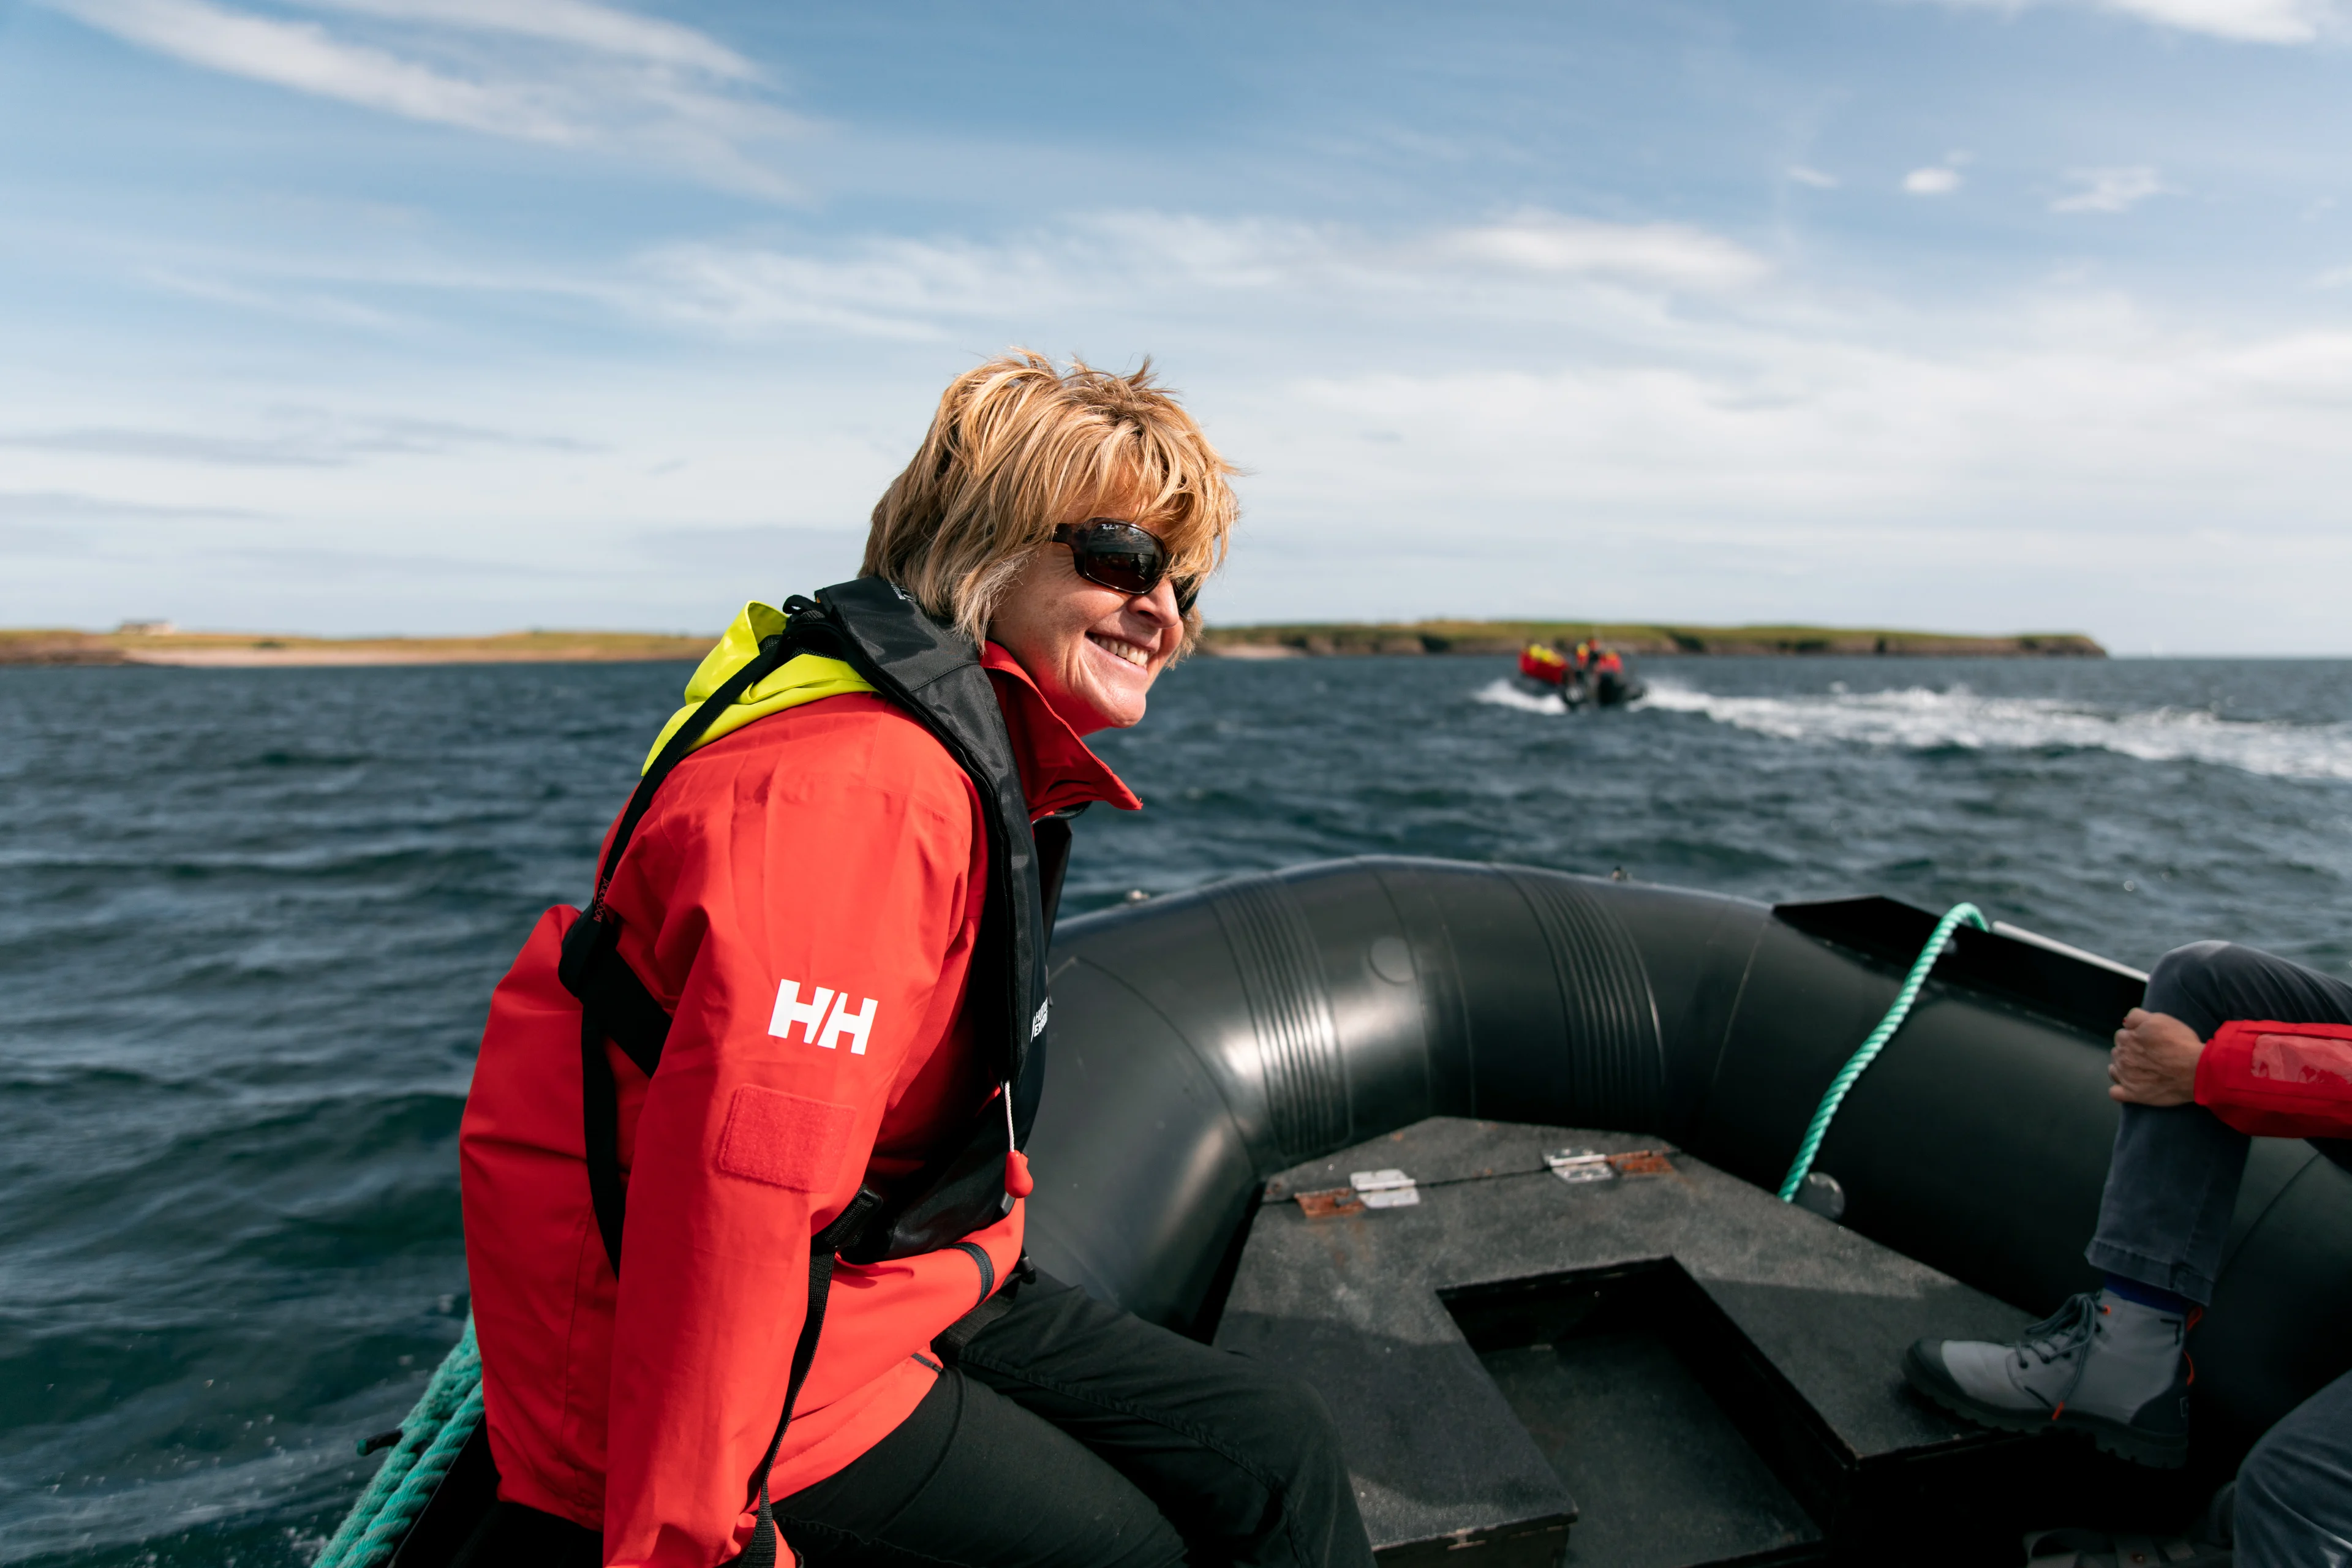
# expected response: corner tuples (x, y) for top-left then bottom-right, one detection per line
(2, 654), (2347, 1565)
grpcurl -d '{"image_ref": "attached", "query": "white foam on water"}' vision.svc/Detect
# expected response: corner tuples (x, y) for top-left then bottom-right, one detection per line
(1635, 682), (2352, 782)
(1474, 678), (1571, 715)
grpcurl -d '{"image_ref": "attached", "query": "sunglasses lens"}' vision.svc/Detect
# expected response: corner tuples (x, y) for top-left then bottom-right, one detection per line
(1070, 522), (1164, 596)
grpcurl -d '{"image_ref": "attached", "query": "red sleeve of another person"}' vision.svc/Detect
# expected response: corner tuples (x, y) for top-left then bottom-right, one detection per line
(595, 699), (984, 1568)
(2196, 1020), (2352, 1141)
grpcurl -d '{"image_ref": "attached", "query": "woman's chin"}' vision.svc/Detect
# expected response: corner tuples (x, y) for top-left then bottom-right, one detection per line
(1065, 683), (1147, 732)
(1071, 678), (1152, 732)
(1069, 641), (1156, 726)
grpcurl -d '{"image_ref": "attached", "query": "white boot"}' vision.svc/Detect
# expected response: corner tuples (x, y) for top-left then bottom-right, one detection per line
(1904, 1289), (2194, 1467)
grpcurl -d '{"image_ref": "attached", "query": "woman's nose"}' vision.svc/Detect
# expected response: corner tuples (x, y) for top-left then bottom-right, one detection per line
(1134, 578), (1183, 624)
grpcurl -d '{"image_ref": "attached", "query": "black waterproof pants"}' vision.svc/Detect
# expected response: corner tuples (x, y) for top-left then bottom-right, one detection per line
(777, 1272), (1376, 1568)
(447, 1273), (1370, 1568)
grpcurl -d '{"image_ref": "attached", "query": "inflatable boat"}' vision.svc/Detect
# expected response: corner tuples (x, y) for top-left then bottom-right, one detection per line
(1510, 666), (1646, 709)
(354, 858), (2352, 1567)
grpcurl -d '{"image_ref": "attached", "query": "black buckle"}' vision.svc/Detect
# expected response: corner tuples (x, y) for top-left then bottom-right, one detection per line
(557, 905), (617, 999)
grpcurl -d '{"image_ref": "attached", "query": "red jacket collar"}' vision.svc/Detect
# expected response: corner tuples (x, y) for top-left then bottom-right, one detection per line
(981, 643), (1143, 818)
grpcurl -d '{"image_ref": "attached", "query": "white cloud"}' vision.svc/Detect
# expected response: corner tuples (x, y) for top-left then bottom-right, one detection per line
(53, 0), (576, 140)
(2092, 0), (2339, 41)
(2221, 330), (2352, 391)
(2318, 264), (2352, 287)
(141, 265), (413, 330)
(42, 0), (798, 192)
(1924, 0), (2343, 43)
(1787, 165), (1841, 188)
(1440, 215), (1771, 289)
(1902, 166), (1964, 195)
(2051, 165), (2169, 213)
(0, 412), (594, 466)
(629, 237), (1003, 339)
(607, 210), (1774, 339)
(296, 0), (757, 80)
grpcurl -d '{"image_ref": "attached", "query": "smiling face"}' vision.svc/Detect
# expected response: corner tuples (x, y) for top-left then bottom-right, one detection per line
(987, 504), (1185, 735)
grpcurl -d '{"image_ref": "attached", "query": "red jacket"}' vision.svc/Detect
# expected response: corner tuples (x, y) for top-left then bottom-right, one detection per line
(459, 638), (1136, 1568)
(2198, 1019), (2352, 1140)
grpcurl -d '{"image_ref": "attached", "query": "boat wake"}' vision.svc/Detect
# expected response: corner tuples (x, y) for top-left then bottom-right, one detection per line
(1636, 683), (2352, 782)
(1472, 679), (1572, 715)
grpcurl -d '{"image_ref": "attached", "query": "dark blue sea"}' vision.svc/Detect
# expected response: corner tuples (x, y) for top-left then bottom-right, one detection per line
(4, 654), (2348, 1564)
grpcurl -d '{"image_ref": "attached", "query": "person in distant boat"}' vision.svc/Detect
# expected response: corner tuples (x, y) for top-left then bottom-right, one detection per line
(459, 353), (1373, 1568)
(1905, 941), (2352, 1564)
(1591, 649), (1620, 698)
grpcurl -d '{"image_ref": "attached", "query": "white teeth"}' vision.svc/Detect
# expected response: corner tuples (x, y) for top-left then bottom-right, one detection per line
(1092, 635), (1150, 667)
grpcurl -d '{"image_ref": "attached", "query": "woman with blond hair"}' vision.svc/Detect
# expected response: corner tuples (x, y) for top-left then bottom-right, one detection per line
(457, 354), (1373, 1568)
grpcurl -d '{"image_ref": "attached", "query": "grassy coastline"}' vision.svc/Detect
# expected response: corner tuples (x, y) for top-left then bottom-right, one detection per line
(1, 618), (2106, 668)
(0, 628), (717, 668)
(1196, 620), (2106, 659)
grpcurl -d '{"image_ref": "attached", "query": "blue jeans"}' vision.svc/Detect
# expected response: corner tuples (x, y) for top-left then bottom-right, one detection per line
(2085, 941), (2352, 1568)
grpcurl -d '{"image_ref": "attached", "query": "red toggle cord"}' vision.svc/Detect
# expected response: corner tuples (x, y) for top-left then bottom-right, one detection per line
(1004, 1149), (1035, 1198)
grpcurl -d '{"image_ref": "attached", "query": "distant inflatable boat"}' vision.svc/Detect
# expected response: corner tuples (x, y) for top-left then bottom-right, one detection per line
(376, 858), (2352, 1567)
(1512, 647), (1645, 708)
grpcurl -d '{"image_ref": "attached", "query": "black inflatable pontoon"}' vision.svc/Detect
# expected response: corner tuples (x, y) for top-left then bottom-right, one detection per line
(1025, 858), (2352, 1564)
(398, 857), (2352, 1567)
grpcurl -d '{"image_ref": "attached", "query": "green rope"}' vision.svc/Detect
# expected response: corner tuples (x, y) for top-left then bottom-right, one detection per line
(314, 1321), (484, 1568)
(1778, 902), (1989, 1204)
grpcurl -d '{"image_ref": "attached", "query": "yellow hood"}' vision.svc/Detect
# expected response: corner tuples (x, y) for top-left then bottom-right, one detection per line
(643, 601), (874, 773)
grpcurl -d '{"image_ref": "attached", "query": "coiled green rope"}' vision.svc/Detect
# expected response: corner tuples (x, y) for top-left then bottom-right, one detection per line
(1777, 902), (1989, 1204)
(314, 1321), (483, 1568)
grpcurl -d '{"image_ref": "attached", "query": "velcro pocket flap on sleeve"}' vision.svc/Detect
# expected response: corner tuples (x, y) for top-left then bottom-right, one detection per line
(716, 1086), (858, 1192)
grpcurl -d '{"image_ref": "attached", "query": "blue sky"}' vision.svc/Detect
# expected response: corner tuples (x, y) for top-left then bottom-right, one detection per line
(2, 0), (2348, 650)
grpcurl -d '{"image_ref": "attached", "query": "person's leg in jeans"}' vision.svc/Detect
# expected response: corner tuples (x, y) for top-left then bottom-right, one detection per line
(1907, 941), (2352, 1467)
(2236, 1369), (2352, 1567)
(2106, 944), (2352, 1564)
(2086, 941), (2352, 1303)
(777, 1272), (1374, 1568)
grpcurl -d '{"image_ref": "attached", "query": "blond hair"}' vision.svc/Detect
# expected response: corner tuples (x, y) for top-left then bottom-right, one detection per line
(863, 352), (1237, 647)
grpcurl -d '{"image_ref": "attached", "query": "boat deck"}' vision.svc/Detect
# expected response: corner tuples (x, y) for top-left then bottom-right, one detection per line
(1215, 1117), (2155, 1568)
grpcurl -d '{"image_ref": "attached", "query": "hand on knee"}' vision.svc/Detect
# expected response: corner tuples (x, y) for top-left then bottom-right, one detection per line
(2111, 1009), (2204, 1107)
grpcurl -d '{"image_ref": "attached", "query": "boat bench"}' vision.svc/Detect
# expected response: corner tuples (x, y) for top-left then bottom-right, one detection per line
(1213, 1116), (2069, 1568)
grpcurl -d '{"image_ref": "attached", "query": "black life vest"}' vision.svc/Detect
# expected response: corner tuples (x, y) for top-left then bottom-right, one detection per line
(557, 576), (1069, 1272)
(551, 578), (1073, 1566)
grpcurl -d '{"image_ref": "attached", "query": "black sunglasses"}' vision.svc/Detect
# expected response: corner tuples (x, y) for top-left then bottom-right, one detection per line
(1051, 519), (1199, 616)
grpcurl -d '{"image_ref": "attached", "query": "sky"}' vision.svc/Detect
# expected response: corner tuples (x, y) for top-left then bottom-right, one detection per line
(2, 0), (2349, 652)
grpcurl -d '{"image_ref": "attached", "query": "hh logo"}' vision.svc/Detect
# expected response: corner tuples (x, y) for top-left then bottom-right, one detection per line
(769, 980), (880, 1055)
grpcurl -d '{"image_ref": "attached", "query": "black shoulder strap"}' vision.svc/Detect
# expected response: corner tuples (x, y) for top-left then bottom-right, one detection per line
(812, 579), (1052, 1144)
(1033, 808), (1079, 933)
(560, 628), (799, 1273)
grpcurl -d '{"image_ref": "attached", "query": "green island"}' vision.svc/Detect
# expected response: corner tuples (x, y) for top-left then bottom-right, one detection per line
(1, 619), (2105, 667)
(1196, 620), (2106, 658)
